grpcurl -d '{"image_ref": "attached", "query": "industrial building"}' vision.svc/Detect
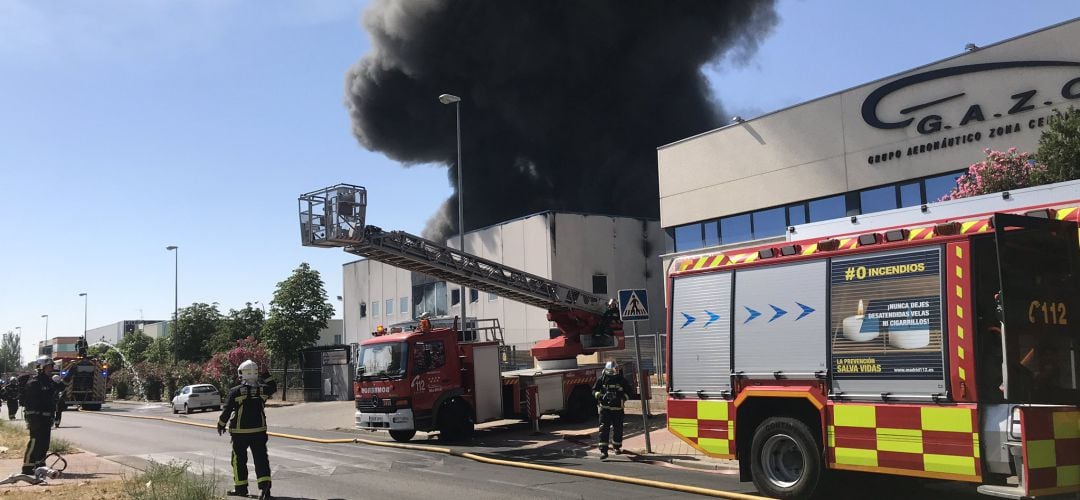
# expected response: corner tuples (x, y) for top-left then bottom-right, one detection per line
(85, 319), (166, 345)
(658, 18), (1080, 261)
(342, 211), (666, 368)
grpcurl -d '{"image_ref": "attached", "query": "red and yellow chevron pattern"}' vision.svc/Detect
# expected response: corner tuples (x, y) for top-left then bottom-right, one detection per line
(667, 399), (735, 458)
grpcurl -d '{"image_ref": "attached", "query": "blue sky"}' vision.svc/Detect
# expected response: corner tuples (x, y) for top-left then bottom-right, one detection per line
(2, 0), (1078, 363)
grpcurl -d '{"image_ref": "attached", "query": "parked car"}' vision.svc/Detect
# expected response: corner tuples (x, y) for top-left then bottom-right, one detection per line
(171, 384), (222, 414)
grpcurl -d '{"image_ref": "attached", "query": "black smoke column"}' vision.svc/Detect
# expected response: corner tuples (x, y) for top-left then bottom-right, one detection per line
(345, 0), (778, 239)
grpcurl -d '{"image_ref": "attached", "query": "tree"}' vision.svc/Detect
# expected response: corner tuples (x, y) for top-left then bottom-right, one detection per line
(118, 330), (154, 366)
(262, 263), (334, 400)
(941, 148), (1048, 201)
(209, 303), (265, 354)
(173, 303), (223, 362)
(86, 343), (122, 372)
(0, 330), (22, 374)
(145, 336), (173, 364)
(1036, 107), (1080, 183)
(204, 336), (270, 392)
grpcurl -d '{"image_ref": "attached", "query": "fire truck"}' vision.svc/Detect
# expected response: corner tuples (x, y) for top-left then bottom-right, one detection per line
(665, 180), (1080, 499)
(299, 184), (626, 442)
(57, 348), (108, 411)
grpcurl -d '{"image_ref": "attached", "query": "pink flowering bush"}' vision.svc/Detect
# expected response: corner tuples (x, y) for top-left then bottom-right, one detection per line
(941, 148), (1048, 201)
(204, 336), (270, 391)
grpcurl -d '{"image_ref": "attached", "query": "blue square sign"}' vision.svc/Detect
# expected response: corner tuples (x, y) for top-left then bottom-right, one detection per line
(618, 289), (649, 321)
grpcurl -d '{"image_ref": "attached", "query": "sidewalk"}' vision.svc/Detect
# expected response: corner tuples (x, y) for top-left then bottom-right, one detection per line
(0, 450), (133, 493)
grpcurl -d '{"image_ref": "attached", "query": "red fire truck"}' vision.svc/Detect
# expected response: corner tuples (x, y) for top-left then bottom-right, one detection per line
(665, 181), (1080, 499)
(299, 185), (627, 442)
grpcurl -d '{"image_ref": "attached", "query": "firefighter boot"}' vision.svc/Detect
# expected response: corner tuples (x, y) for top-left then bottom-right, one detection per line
(259, 487), (271, 500)
(226, 487), (248, 497)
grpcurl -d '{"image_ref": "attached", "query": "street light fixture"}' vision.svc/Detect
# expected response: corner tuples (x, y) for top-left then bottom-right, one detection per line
(41, 314), (48, 343)
(78, 293), (88, 338)
(166, 246), (179, 361)
(439, 93), (467, 333)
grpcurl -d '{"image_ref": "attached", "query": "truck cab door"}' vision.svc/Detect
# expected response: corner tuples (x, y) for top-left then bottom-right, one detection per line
(993, 212), (1080, 404)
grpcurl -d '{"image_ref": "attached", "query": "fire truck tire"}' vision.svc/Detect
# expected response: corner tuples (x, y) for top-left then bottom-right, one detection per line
(750, 417), (823, 499)
(389, 429), (416, 442)
(560, 386), (597, 423)
(437, 398), (474, 441)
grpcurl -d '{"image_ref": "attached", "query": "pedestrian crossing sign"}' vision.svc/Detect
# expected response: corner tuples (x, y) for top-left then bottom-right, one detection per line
(617, 289), (649, 321)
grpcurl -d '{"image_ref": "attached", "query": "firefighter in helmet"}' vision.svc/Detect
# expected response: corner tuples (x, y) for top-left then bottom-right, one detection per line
(218, 360), (276, 499)
(592, 361), (632, 459)
(2, 377), (19, 420)
(20, 356), (63, 475)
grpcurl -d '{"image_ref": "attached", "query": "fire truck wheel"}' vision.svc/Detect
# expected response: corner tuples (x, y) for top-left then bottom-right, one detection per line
(750, 417), (823, 499)
(389, 429), (416, 442)
(437, 399), (474, 441)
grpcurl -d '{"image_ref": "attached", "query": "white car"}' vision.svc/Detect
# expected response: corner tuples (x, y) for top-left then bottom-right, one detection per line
(171, 384), (222, 414)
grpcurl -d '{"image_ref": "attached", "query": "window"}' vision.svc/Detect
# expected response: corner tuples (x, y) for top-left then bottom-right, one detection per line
(787, 204), (806, 226)
(413, 340), (446, 373)
(182, 387), (191, 395)
(412, 282), (448, 317)
(703, 221), (720, 247)
(592, 275), (608, 294)
(333, 334), (342, 345)
(359, 302), (367, 318)
(385, 299), (394, 317)
(899, 182), (922, 208)
(470, 289), (479, 303)
(371, 300), (380, 317)
(752, 207), (786, 239)
(808, 195), (846, 222)
(488, 292), (497, 301)
(674, 223), (703, 252)
(400, 297), (408, 315)
(859, 185), (898, 214)
(451, 289), (460, 306)
(193, 385), (217, 394)
(55, 344), (76, 352)
(720, 214), (751, 245)
(924, 171), (963, 202)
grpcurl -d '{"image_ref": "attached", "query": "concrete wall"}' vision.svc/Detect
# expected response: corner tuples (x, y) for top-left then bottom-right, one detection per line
(342, 259), (413, 346)
(315, 319), (344, 346)
(659, 18), (1080, 228)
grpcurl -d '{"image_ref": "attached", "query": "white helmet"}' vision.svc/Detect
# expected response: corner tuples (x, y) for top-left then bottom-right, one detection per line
(34, 355), (52, 369)
(238, 359), (259, 385)
(603, 361), (616, 376)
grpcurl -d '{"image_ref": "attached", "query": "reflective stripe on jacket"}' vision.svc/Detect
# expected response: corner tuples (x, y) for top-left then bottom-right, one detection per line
(218, 379), (277, 434)
(592, 373), (631, 411)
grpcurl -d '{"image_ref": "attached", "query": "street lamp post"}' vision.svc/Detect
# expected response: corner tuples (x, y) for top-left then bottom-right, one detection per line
(166, 246), (178, 360)
(439, 93), (466, 333)
(41, 315), (48, 343)
(78, 293), (88, 340)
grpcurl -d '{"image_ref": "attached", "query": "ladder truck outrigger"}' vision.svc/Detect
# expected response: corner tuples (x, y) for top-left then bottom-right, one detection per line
(299, 184), (627, 442)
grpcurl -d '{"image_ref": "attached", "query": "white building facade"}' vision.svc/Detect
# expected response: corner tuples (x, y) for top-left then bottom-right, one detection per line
(659, 18), (1080, 258)
(343, 212), (667, 365)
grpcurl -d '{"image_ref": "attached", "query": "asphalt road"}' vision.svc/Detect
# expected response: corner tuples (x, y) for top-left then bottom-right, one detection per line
(55, 405), (751, 500)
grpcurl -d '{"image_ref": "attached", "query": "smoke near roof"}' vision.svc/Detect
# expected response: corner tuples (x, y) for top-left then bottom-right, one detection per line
(345, 0), (778, 240)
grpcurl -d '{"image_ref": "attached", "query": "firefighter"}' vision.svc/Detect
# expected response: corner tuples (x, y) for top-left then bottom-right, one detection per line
(20, 356), (63, 475)
(53, 362), (68, 428)
(3, 377), (19, 420)
(218, 360), (276, 500)
(592, 361), (632, 459)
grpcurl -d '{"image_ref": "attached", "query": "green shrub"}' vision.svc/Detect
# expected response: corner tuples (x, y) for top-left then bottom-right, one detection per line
(123, 460), (220, 500)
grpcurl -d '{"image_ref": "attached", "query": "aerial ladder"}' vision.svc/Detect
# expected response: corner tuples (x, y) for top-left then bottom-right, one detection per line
(298, 184), (625, 365)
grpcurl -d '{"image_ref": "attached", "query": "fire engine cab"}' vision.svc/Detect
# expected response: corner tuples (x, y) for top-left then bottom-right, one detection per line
(666, 180), (1080, 499)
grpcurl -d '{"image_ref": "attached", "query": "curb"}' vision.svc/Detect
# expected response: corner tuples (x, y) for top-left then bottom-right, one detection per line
(77, 409), (767, 499)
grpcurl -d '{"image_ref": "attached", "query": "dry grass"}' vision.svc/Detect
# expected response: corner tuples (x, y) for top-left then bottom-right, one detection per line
(0, 480), (127, 499)
(0, 420), (28, 460)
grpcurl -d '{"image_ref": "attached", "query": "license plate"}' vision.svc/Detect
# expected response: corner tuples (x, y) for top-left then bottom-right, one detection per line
(367, 415), (383, 422)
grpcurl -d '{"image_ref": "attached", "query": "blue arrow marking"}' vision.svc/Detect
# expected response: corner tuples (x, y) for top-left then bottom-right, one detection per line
(681, 312), (696, 328)
(795, 302), (815, 321)
(743, 306), (761, 324)
(769, 304), (788, 322)
(704, 310), (720, 327)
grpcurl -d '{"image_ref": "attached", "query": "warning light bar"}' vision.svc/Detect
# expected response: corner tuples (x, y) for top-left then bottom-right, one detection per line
(857, 233), (882, 246)
(884, 229), (909, 242)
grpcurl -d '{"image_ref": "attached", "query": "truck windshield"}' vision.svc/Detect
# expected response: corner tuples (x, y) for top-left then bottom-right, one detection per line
(358, 342), (408, 380)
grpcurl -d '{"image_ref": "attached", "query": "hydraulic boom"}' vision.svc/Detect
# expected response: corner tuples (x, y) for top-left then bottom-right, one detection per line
(299, 184), (624, 361)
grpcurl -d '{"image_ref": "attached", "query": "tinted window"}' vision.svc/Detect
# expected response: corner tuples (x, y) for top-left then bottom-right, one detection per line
(703, 221), (720, 247)
(860, 185), (898, 214)
(808, 195), (845, 222)
(451, 289), (460, 306)
(469, 289), (479, 303)
(752, 207), (786, 239)
(674, 223), (702, 252)
(720, 214), (751, 245)
(359, 302), (367, 318)
(193, 386), (217, 394)
(899, 182), (922, 207)
(787, 204), (806, 226)
(925, 172), (963, 202)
